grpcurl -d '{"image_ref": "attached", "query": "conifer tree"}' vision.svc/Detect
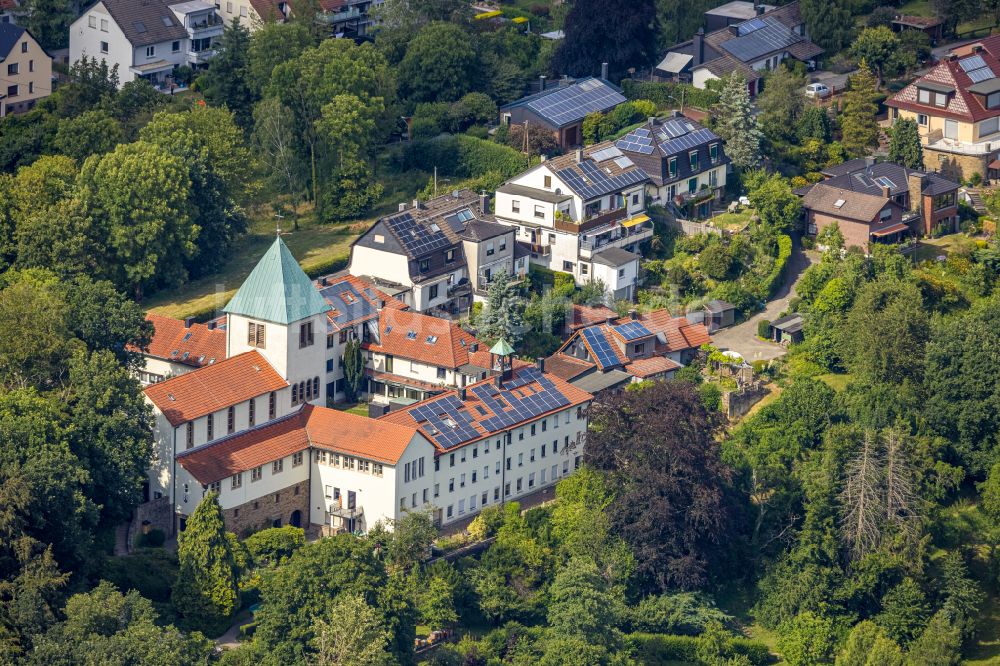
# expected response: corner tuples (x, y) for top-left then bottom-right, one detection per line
(172, 492), (240, 633)
(888, 119), (924, 170)
(478, 270), (524, 345)
(841, 63), (881, 158)
(714, 72), (762, 170)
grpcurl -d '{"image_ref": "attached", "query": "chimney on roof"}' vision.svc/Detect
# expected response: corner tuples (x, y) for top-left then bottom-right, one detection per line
(184, 316), (195, 329)
(693, 28), (705, 66)
(729, 24), (740, 35)
(907, 171), (927, 215)
(479, 191), (490, 214)
(865, 156), (876, 167)
(539, 74), (546, 92)
(321, 276), (329, 286)
(881, 184), (891, 198)
(207, 321), (217, 330)
(378, 299), (386, 311)
(601, 62), (609, 80)
(398, 202), (407, 212)
(606, 315), (616, 325)
(648, 116), (657, 127)
(458, 387), (466, 401)
(974, 43), (984, 53)
(494, 374), (503, 389)
(576, 148), (584, 163)
(629, 309), (639, 320)
(755, 0), (765, 15)
(470, 342), (479, 352)
(536, 357), (545, 373)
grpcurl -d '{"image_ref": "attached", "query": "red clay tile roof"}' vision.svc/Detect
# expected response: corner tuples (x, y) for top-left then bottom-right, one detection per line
(380, 367), (592, 453)
(626, 356), (682, 378)
(888, 36), (1000, 123)
(364, 309), (488, 369)
(625, 310), (710, 352)
(144, 351), (288, 427)
(568, 303), (617, 331)
(176, 404), (421, 483)
(140, 313), (227, 368)
(543, 354), (595, 381)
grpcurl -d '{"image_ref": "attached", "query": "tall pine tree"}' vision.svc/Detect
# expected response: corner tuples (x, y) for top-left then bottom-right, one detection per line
(172, 492), (240, 634)
(714, 72), (762, 171)
(478, 270), (524, 345)
(840, 63), (881, 158)
(888, 118), (924, 170)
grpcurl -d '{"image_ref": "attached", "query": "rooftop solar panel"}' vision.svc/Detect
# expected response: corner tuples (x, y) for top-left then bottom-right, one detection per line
(320, 282), (376, 325)
(525, 78), (628, 127)
(582, 327), (622, 369)
(968, 66), (995, 83)
(720, 17), (800, 63)
(614, 156), (635, 169)
(385, 211), (451, 257)
(591, 146), (624, 162)
(960, 55), (987, 72)
(614, 321), (653, 341)
(738, 17), (766, 35)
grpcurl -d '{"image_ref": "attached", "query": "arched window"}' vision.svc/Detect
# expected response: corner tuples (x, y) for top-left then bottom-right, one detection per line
(291, 383), (298, 405)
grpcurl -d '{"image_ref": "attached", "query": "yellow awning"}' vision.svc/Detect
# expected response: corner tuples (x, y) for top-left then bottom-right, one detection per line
(622, 214), (651, 228)
(512, 16), (528, 23)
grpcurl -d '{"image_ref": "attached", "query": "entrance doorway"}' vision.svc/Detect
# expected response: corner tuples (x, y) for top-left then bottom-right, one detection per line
(290, 510), (302, 528)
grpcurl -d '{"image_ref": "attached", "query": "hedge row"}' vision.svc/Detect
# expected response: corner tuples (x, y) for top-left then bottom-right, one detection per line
(397, 134), (528, 181)
(620, 79), (720, 110)
(763, 234), (793, 298)
(626, 632), (771, 665)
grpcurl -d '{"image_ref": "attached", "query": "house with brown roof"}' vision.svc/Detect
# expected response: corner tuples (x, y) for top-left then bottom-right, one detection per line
(887, 36), (1000, 182)
(70, 0), (223, 88)
(545, 309), (710, 395)
(657, 1), (822, 95)
(798, 157), (960, 251)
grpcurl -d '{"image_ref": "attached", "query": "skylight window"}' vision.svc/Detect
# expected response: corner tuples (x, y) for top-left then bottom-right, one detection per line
(834, 199), (846, 208)
(426, 335), (438, 344)
(406, 331), (417, 340)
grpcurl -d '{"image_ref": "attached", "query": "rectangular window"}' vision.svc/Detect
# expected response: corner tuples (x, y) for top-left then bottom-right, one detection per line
(419, 457), (425, 477)
(530, 448), (535, 462)
(934, 92), (948, 107)
(172, 40), (180, 53)
(210, 480), (221, 494)
(429, 284), (439, 300)
(248, 398), (255, 426)
(917, 114), (928, 126)
(445, 248), (455, 263)
(206, 414), (214, 441)
(185, 422), (194, 449)
(88, 15), (96, 27)
(226, 0), (232, 11)
(544, 175), (552, 188)
(982, 117), (1000, 137)
(472, 471), (477, 483)
(231, 472), (242, 489)
(458, 499), (465, 514)
(419, 258), (430, 272)
(541, 444), (546, 457)
(529, 473), (535, 488)
(945, 119), (958, 139)
(450, 453), (455, 467)
(511, 199), (520, 213)
(272, 459), (283, 474)
(100, 41), (108, 53)
(6, 63), (16, 75)
(292, 451), (303, 466)
(460, 473), (466, 488)
(373, 463), (383, 476)
(100, 18), (108, 31)
(484, 465), (489, 479)
(227, 406), (235, 434)
(248, 322), (266, 348)
(437, 367), (446, 380)
(668, 157), (677, 178)
(710, 143), (719, 163)
(505, 483), (511, 496)
(449, 478), (454, 492)
(516, 478), (522, 492)
(552, 464), (558, 480)
(518, 453), (523, 466)
(918, 89), (931, 104)
(422, 488), (428, 504)
(146, 46), (155, 58)
(447, 505), (453, 518)
(404, 462), (410, 483)
(434, 483), (440, 497)
(268, 391), (276, 419)
(240, 5), (247, 16)
(486, 241), (495, 256)
(689, 151), (699, 171)
(688, 178), (698, 195)
(534, 205), (545, 219)
(28, 60), (33, 72)
(251, 466), (262, 482)
(541, 468), (546, 483)
(635, 343), (645, 354)
(495, 487), (500, 500)
(299, 321), (314, 348)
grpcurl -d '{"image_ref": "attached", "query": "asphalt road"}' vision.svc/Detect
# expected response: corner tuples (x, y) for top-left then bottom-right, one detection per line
(710, 239), (818, 362)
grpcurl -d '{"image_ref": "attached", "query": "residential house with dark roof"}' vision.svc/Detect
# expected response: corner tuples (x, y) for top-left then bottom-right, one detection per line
(545, 309), (710, 395)
(704, 0), (775, 31)
(381, 359), (593, 525)
(798, 158), (959, 251)
(0, 23), (51, 115)
(616, 113), (729, 219)
(493, 141), (653, 300)
(70, 0), (223, 88)
(499, 73), (627, 149)
(350, 190), (527, 317)
(657, 1), (822, 95)
(887, 36), (1000, 182)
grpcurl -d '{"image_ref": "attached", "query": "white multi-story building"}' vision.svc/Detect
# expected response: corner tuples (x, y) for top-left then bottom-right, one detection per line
(494, 141), (653, 301)
(142, 236), (592, 536)
(70, 0), (223, 88)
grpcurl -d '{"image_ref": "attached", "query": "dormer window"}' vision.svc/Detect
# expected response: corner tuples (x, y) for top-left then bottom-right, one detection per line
(689, 150), (699, 171)
(988, 92), (1000, 109)
(668, 157), (677, 179)
(710, 143), (719, 164)
(419, 258), (430, 272)
(445, 249), (455, 263)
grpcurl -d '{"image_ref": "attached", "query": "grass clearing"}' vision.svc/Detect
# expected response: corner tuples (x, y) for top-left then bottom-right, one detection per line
(815, 373), (851, 392)
(143, 208), (367, 319)
(333, 402), (371, 417)
(897, 0), (935, 16)
(709, 210), (755, 233)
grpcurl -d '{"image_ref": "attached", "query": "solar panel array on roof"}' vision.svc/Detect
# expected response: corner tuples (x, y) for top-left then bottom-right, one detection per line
(385, 211), (451, 257)
(409, 395), (480, 449)
(614, 321), (654, 341)
(556, 160), (647, 200)
(614, 156), (635, 169)
(660, 119), (691, 139)
(582, 327), (621, 368)
(616, 127), (655, 155)
(320, 282), (377, 326)
(472, 367), (571, 433)
(875, 176), (895, 189)
(958, 54), (995, 82)
(738, 17), (767, 35)
(591, 146), (624, 162)
(720, 17), (800, 63)
(525, 78), (628, 127)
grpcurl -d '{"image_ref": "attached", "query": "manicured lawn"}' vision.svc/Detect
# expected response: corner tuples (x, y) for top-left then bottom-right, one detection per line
(143, 208), (367, 319)
(709, 209), (755, 232)
(911, 233), (974, 263)
(897, 0), (935, 16)
(333, 402), (371, 417)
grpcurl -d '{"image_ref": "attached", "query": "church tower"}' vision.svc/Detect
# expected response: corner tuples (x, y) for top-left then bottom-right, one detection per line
(223, 236), (331, 406)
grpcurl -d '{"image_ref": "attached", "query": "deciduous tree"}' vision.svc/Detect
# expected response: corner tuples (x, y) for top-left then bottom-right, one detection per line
(851, 27), (900, 87)
(311, 594), (392, 666)
(553, 0), (657, 80)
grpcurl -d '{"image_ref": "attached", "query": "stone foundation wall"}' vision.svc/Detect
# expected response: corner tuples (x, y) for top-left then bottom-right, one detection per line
(723, 385), (769, 420)
(925, 148), (989, 184)
(222, 480), (310, 538)
(128, 496), (173, 548)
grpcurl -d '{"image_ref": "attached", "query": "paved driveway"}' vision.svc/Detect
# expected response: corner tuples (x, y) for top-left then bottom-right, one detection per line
(710, 240), (818, 362)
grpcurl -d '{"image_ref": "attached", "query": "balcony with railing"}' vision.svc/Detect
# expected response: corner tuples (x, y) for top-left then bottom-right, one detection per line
(554, 206), (628, 234)
(186, 14), (223, 33)
(578, 216), (654, 258)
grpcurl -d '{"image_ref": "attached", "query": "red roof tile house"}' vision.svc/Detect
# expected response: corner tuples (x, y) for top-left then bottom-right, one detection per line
(887, 36), (1000, 183)
(135, 313), (227, 384)
(545, 309), (710, 395)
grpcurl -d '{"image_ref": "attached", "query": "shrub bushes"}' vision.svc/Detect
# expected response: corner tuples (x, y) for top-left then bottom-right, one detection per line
(101, 549), (179, 603)
(620, 80), (720, 109)
(626, 633), (771, 665)
(243, 526), (306, 567)
(757, 319), (771, 339)
(398, 135), (526, 181)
